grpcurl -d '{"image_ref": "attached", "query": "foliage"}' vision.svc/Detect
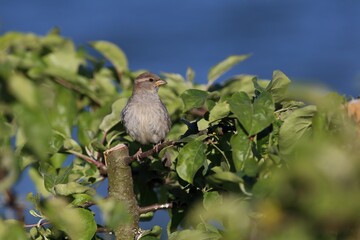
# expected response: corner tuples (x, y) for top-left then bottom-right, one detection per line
(1, 30), (360, 239)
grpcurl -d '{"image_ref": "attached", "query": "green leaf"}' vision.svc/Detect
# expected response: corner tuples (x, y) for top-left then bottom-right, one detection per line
(39, 162), (72, 192)
(169, 229), (221, 240)
(208, 101), (230, 122)
(100, 98), (128, 132)
(0, 147), (19, 192)
(229, 92), (252, 131)
(138, 225), (162, 239)
(265, 70), (291, 103)
(252, 77), (265, 93)
(42, 198), (96, 240)
(14, 105), (53, 160)
(161, 72), (185, 82)
(8, 73), (38, 108)
(220, 75), (258, 97)
(230, 124), (252, 171)
(97, 198), (131, 229)
(48, 86), (77, 137)
(0, 220), (28, 240)
(43, 42), (84, 73)
(91, 41), (128, 73)
(186, 67), (195, 82)
(180, 89), (209, 112)
(54, 182), (96, 196)
(176, 138), (207, 184)
(28, 167), (50, 196)
(71, 193), (93, 207)
(251, 92), (275, 134)
(206, 166), (243, 184)
(279, 105), (317, 156)
(208, 54), (251, 85)
(197, 118), (210, 131)
(203, 191), (222, 211)
(229, 91), (274, 135)
(63, 138), (82, 152)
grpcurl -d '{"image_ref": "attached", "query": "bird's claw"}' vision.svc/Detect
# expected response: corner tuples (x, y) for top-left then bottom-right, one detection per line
(153, 142), (162, 153)
(134, 148), (143, 162)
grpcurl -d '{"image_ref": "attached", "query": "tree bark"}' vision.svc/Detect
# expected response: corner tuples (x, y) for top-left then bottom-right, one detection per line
(104, 144), (139, 240)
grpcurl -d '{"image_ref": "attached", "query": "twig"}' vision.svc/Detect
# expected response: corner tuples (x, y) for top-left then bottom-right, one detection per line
(124, 141), (176, 165)
(96, 225), (113, 233)
(67, 150), (107, 176)
(24, 221), (51, 228)
(139, 202), (173, 214)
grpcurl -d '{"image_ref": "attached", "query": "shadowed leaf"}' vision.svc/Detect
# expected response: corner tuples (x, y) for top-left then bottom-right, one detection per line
(176, 138), (207, 184)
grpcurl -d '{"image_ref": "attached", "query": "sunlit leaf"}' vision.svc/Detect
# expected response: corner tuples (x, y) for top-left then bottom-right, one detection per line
(180, 89), (209, 112)
(208, 54), (251, 85)
(203, 191), (222, 211)
(71, 193), (93, 207)
(208, 101), (230, 122)
(229, 91), (274, 135)
(97, 198), (131, 229)
(8, 73), (38, 108)
(48, 86), (77, 137)
(265, 70), (291, 103)
(43, 41), (84, 73)
(0, 220), (27, 240)
(13, 105), (53, 160)
(169, 229), (221, 240)
(100, 98), (127, 132)
(54, 182), (96, 196)
(279, 105), (316, 156)
(91, 41), (128, 73)
(42, 198), (96, 240)
(186, 67), (195, 82)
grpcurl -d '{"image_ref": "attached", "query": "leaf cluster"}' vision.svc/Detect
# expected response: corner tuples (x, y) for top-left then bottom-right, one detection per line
(1, 30), (360, 240)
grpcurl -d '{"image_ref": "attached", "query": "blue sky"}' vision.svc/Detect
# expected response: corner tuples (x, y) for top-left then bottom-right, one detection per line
(1, 0), (359, 95)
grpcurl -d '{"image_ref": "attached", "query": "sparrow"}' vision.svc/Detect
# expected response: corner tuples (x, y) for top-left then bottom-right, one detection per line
(121, 72), (171, 146)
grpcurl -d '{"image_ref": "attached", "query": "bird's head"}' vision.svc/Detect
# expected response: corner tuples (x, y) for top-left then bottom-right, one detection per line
(133, 72), (167, 94)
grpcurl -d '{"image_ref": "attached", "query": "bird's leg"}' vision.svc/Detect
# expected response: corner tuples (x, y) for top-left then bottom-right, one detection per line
(134, 147), (143, 162)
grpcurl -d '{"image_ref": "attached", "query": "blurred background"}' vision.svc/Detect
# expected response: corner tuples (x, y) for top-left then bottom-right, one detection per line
(1, 0), (359, 96)
(1, 0), (360, 237)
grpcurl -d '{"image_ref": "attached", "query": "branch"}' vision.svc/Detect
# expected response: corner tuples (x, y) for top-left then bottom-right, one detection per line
(139, 202), (173, 214)
(105, 144), (140, 240)
(124, 140), (175, 165)
(67, 150), (107, 176)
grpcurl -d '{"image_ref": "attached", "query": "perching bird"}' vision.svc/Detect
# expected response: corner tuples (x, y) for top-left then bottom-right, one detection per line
(121, 72), (171, 145)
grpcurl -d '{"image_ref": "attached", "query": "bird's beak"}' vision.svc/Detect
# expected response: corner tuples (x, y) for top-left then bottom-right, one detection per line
(155, 79), (167, 87)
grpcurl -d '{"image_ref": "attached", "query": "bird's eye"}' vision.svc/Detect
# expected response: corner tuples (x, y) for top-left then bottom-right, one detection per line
(149, 78), (154, 82)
